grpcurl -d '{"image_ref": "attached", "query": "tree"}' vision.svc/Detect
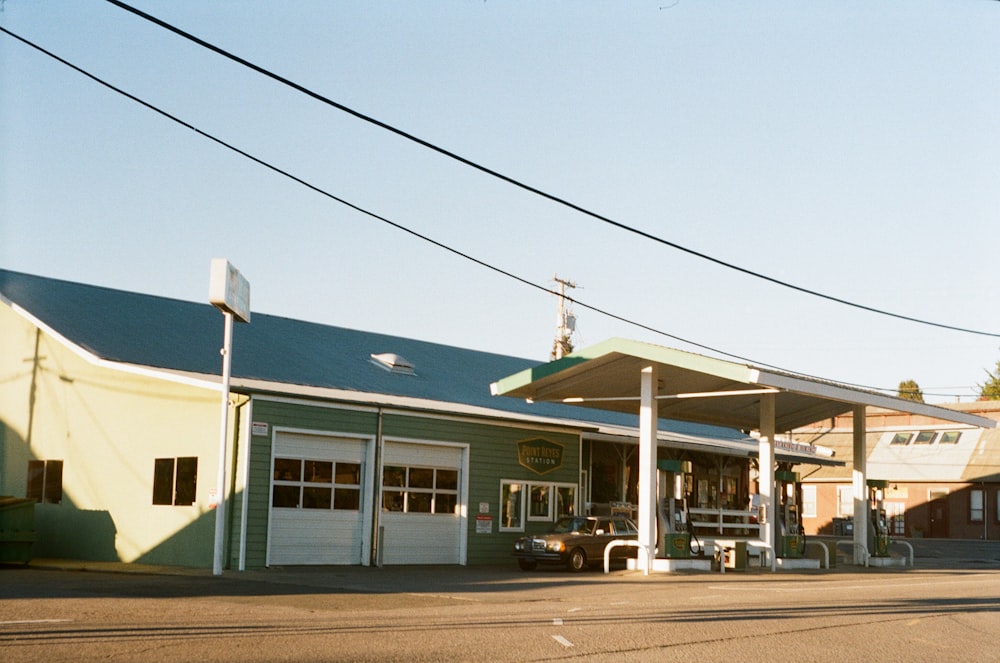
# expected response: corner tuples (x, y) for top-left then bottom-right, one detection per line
(978, 360), (1000, 400)
(897, 379), (924, 403)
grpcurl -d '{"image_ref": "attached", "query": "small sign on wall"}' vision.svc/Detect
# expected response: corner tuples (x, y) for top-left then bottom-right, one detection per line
(252, 422), (269, 436)
(476, 515), (493, 534)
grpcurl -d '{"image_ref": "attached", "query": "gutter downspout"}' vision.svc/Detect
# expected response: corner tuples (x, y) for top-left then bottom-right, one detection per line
(370, 408), (385, 567)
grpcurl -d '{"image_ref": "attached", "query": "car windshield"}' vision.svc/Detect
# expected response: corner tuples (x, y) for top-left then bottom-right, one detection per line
(551, 517), (594, 534)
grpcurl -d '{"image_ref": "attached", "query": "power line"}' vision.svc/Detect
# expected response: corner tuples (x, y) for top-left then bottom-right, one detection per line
(104, 0), (1000, 341)
(0, 26), (983, 402)
(0, 27), (747, 359)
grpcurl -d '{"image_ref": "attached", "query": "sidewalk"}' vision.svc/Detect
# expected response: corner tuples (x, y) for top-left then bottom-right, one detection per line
(25, 537), (999, 591)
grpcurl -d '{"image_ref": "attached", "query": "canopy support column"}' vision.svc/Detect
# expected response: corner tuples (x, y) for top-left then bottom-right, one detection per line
(637, 363), (658, 572)
(852, 404), (868, 565)
(759, 393), (776, 571)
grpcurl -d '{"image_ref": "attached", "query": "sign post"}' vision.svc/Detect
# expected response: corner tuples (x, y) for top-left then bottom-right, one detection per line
(208, 259), (250, 576)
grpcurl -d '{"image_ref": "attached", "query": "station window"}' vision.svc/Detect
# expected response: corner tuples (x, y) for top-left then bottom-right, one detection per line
(272, 457), (361, 510)
(152, 457), (197, 506)
(27, 460), (63, 504)
(500, 481), (524, 531)
(500, 479), (575, 530)
(528, 484), (552, 521)
(381, 465), (458, 515)
(913, 431), (936, 445)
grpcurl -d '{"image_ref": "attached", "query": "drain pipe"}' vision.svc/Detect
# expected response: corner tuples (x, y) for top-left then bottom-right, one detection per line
(370, 408), (385, 567)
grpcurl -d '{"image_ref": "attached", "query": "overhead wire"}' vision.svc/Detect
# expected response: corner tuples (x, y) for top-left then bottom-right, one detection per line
(0, 26), (755, 363)
(0, 25), (984, 401)
(103, 0), (1000, 341)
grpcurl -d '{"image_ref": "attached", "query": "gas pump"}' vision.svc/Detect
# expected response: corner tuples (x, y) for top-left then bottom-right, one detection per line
(775, 470), (805, 558)
(867, 479), (890, 557)
(656, 459), (692, 558)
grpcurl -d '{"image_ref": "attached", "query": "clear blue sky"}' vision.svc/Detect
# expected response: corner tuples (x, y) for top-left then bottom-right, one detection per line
(2, 1), (998, 404)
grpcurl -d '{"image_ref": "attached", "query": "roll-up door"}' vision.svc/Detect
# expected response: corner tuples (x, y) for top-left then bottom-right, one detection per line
(269, 432), (368, 565)
(380, 441), (464, 565)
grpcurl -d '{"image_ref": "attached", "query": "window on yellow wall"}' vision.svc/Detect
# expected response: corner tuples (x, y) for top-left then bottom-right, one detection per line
(26, 460), (63, 504)
(152, 457), (197, 506)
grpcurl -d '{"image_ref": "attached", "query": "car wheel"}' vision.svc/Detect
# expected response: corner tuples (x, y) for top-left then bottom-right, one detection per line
(517, 558), (538, 571)
(567, 548), (587, 572)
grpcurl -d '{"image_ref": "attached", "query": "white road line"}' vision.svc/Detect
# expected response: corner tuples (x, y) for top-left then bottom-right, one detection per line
(0, 619), (73, 625)
(552, 635), (574, 648)
(552, 618), (563, 626)
(567, 607), (582, 613)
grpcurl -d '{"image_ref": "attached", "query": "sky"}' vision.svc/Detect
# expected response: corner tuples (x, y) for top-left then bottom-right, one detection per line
(2, 1), (999, 404)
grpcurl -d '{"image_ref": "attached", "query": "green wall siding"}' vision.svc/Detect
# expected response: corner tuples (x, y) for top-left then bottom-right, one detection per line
(237, 398), (581, 568)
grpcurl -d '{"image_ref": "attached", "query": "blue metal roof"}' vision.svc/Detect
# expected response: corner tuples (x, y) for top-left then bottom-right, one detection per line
(0, 269), (747, 440)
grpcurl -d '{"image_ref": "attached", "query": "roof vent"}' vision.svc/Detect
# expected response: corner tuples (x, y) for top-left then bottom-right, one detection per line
(370, 353), (416, 375)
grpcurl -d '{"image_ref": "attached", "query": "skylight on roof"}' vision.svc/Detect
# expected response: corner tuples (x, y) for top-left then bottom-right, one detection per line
(370, 353), (415, 375)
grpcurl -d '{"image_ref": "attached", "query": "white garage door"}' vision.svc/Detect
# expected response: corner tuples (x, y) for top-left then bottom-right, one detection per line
(269, 432), (368, 565)
(380, 441), (464, 565)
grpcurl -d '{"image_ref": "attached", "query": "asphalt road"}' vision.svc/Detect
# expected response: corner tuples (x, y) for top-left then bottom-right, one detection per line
(2, 562), (999, 662)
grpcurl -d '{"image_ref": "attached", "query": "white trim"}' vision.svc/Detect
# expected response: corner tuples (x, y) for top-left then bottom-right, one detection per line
(756, 369), (995, 429)
(249, 392), (598, 435)
(6, 301), (222, 391)
(242, 378), (601, 431)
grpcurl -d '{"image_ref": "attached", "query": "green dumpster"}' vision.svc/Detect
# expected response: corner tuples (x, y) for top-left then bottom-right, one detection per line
(0, 497), (37, 564)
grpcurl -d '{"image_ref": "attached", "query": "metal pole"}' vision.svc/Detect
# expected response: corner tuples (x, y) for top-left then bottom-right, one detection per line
(213, 311), (234, 576)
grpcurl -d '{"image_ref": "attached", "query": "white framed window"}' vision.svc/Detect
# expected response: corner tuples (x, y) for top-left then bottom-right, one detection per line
(836, 485), (853, 518)
(801, 484), (817, 518)
(970, 489), (984, 523)
(500, 481), (524, 531)
(886, 502), (906, 535)
(500, 480), (577, 531)
(528, 483), (552, 521)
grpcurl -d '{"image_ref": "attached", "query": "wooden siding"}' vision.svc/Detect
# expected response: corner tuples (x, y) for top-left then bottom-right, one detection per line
(236, 398), (582, 568)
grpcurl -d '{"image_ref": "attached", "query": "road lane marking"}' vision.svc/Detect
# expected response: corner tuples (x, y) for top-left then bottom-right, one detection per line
(552, 635), (574, 648)
(553, 618), (563, 626)
(0, 619), (73, 625)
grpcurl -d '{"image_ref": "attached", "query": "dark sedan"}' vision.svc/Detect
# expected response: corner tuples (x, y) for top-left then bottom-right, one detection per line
(512, 515), (639, 571)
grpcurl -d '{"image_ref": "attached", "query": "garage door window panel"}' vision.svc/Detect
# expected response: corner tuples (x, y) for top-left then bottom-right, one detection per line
(273, 457), (360, 511)
(382, 465), (459, 515)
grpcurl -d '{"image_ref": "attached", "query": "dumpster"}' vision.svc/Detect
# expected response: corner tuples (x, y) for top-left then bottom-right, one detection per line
(0, 497), (37, 564)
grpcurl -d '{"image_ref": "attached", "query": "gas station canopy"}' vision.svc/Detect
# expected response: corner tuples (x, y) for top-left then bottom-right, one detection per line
(491, 338), (995, 432)
(492, 338), (994, 571)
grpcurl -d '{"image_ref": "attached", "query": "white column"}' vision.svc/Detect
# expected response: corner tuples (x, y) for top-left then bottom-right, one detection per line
(759, 393), (776, 571)
(852, 404), (868, 565)
(637, 364), (658, 571)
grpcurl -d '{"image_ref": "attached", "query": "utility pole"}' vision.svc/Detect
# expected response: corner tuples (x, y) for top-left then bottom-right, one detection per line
(551, 275), (578, 360)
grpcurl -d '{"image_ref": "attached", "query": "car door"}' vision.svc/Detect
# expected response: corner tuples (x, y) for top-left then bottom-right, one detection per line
(586, 517), (616, 559)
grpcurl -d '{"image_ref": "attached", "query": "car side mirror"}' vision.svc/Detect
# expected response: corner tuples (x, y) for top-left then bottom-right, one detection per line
(595, 529), (605, 535)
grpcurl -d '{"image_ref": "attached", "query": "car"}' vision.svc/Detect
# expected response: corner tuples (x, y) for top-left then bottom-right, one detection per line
(511, 515), (639, 572)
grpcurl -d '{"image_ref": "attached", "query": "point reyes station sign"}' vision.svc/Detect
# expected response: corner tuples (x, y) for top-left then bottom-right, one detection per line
(516, 437), (565, 475)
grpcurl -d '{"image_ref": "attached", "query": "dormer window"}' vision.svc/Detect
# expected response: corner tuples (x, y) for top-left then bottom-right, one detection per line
(370, 353), (415, 376)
